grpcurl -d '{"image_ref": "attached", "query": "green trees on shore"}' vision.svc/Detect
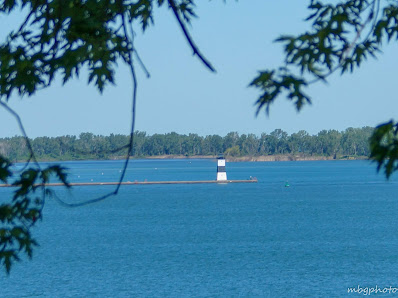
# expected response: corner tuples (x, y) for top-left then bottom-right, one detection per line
(1, 127), (374, 162)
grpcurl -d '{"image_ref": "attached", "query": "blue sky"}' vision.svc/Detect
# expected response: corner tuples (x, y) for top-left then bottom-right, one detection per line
(0, 0), (397, 138)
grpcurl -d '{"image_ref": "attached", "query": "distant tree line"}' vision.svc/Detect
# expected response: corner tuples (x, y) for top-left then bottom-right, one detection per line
(0, 127), (374, 162)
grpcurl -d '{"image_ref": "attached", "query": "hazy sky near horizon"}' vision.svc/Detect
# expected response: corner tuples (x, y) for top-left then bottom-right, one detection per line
(0, 1), (397, 138)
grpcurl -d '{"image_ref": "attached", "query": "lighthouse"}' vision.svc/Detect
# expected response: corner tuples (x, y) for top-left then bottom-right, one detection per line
(216, 155), (227, 181)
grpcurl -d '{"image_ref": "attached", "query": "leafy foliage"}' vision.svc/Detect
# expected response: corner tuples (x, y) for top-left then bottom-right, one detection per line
(370, 121), (398, 178)
(0, 0), (201, 98)
(250, 0), (398, 176)
(0, 157), (69, 274)
(0, 0), (204, 274)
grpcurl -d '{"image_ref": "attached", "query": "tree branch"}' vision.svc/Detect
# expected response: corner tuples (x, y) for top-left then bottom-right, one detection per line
(168, 0), (216, 72)
(50, 11), (139, 207)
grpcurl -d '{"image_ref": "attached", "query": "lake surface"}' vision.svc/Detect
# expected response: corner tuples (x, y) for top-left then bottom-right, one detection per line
(2, 159), (398, 297)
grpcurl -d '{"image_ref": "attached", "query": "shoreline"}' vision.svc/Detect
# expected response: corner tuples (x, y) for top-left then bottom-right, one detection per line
(12, 154), (369, 163)
(133, 154), (369, 162)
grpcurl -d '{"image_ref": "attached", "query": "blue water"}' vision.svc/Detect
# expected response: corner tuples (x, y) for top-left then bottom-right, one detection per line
(2, 159), (398, 297)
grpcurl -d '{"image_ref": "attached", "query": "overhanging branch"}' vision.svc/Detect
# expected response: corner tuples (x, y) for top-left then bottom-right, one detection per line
(168, 0), (216, 72)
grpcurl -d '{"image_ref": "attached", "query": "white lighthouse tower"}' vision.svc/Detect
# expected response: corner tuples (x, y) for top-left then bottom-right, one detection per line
(216, 155), (227, 181)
